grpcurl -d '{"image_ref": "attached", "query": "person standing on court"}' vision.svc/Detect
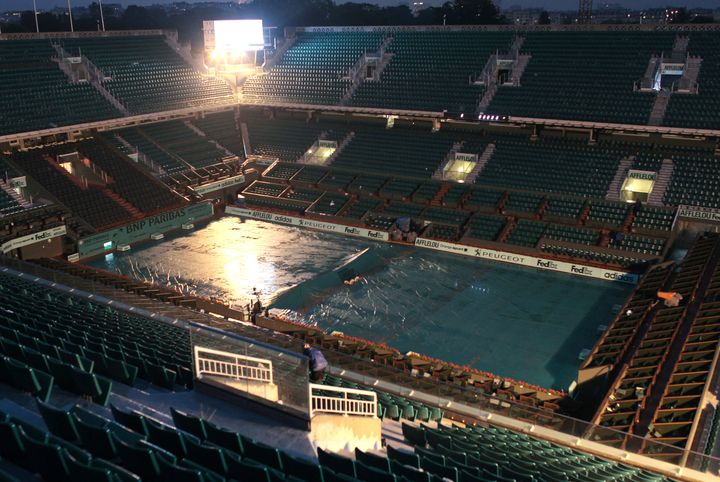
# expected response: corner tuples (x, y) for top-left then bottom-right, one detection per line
(303, 343), (328, 382)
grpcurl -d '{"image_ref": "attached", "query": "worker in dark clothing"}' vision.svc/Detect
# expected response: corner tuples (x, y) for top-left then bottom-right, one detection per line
(303, 343), (328, 382)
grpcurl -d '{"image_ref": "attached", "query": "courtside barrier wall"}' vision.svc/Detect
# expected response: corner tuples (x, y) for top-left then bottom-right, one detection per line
(225, 206), (639, 284)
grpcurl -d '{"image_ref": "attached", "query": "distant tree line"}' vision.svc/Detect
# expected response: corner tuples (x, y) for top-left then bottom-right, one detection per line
(4, 0), (505, 47)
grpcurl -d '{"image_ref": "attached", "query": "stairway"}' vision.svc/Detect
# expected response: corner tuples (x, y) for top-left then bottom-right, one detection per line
(262, 34), (298, 71)
(240, 122), (252, 158)
(163, 32), (204, 72)
(80, 55), (130, 116)
(477, 83), (498, 112)
(638, 55), (660, 91)
(464, 143), (496, 184)
(102, 187), (143, 219)
(672, 35), (690, 58)
(323, 132), (355, 167)
(0, 179), (32, 209)
(430, 184), (451, 206)
(647, 159), (674, 206)
(186, 121), (236, 159)
(605, 156), (635, 201)
(114, 134), (166, 176)
(509, 54), (531, 87)
(648, 90), (671, 126)
(497, 218), (516, 243)
(677, 56), (702, 94)
(510, 35), (525, 55)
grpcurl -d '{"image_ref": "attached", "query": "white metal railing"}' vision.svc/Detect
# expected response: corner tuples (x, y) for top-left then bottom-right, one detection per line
(309, 383), (377, 417)
(194, 346), (273, 384)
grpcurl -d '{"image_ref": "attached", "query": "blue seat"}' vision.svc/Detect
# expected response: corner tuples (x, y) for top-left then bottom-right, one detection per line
(36, 399), (80, 443)
(171, 407), (207, 440)
(20, 430), (71, 482)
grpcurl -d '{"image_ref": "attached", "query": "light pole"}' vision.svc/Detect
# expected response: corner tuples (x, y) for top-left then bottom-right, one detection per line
(32, 0), (39, 32)
(67, 0), (74, 32)
(98, 0), (106, 31)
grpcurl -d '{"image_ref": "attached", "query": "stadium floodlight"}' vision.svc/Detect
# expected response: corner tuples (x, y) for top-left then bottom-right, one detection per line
(213, 20), (265, 55)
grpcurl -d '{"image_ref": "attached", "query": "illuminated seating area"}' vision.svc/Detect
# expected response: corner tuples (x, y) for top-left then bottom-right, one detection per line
(0, 40), (119, 135)
(349, 31), (513, 112)
(243, 31), (384, 105)
(60, 36), (234, 114)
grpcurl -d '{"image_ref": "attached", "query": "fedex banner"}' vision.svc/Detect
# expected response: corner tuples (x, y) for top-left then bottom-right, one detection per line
(414, 238), (639, 284)
(1, 225), (67, 254)
(225, 206), (389, 241)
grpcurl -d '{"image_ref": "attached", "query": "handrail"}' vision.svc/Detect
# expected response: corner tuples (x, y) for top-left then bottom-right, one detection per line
(309, 383), (377, 417)
(194, 345), (274, 384)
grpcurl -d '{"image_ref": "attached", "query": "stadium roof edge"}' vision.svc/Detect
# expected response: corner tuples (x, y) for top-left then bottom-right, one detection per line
(0, 29), (177, 41)
(292, 23), (720, 34)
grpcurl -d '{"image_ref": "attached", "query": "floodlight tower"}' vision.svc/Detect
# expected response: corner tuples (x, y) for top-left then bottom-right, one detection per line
(578, 0), (592, 24)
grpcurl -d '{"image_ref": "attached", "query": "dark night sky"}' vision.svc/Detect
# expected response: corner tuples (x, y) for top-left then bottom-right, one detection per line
(3, 0), (720, 12)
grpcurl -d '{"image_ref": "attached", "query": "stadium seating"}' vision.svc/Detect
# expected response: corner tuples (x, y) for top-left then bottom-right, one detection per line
(243, 31), (384, 105)
(349, 31), (512, 112)
(663, 150), (720, 209)
(594, 234), (718, 449)
(191, 111), (246, 158)
(402, 423), (672, 482)
(0, 269), (192, 392)
(464, 214), (507, 242)
(342, 197), (383, 220)
(135, 121), (230, 170)
(9, 147), (137, 230)
(59, 36), (234, 114)
(583, 265), (673, 367)
(69, 138), (183, 214)
(664, 32), (720, 129)
(331, 125), (455, 179)
(505, 219), (547, 247)
(631, 205), (675, 232)
(0, 157), (30, 218)
(112, 127), (188, 174)
(0, 40), (119, 135)
(245, 115), (328, 161)
(486, 31), (675, 125)
(477, 135), (623, 198)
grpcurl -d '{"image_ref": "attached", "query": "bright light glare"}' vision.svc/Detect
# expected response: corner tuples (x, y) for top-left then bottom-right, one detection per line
(214, 19), (264, 54)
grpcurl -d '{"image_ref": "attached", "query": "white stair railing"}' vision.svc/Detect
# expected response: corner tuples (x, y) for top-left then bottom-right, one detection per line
(194, 346), (273, 384)
(309, 383), (377, 417)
